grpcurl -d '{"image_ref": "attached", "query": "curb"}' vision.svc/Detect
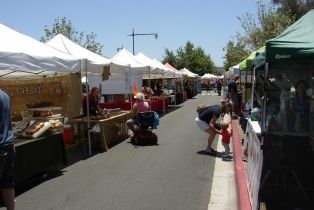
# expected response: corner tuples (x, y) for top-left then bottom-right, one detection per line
(231, 120), (252, 210)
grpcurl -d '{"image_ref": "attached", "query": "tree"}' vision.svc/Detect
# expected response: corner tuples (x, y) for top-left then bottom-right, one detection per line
(41, 17), (103, 54)
(272, 0), (314, 19)
(237, 0), (295, 51)
(162, 49), (177, 67)
(223, 0), (296, 69)
(223, 36), (249, 71)
(162, 41), (215, 76)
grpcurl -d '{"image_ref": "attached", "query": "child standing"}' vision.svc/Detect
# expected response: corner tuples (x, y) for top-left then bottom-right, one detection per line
(219, 122), (233, 158)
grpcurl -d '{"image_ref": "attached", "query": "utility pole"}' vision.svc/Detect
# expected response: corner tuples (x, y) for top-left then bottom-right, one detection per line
(127, 28), (158, 55)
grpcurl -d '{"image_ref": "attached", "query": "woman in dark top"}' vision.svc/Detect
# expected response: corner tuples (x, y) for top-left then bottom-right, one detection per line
(195, 103), (231, 153)
(82, 87), (100, 116)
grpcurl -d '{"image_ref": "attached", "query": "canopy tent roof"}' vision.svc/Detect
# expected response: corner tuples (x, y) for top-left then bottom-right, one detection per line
(201, 73), (217, 79)
(111, 48), (147, 68)
(164, 63), (184, 78)
(228, 64), (240, 75)
(266, 9), (314, 62)
(151, 59), (177, 79)
(46, 34), (128, 78)
(239, 46), (265, 71)
(180, 68), (198, 78)
(0, 23), (81, 79)
(135, 52), (171, 79)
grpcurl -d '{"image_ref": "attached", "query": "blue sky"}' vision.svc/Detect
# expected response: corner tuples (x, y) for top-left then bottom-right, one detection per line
(1, 0), (270, 67)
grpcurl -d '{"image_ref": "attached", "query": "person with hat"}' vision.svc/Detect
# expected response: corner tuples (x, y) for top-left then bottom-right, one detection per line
(127, 93), (150, 136)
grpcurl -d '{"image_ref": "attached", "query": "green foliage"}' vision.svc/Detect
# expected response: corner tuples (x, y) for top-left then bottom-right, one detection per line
(223, 0), (299, 70)
(223, 36), (250, 71)
(162, 49), (177, 67)
(273, 0), (314, 19)
(162, 41), (215, 76)
(41, 17), (103, 54)
(238, 0), (295, 50)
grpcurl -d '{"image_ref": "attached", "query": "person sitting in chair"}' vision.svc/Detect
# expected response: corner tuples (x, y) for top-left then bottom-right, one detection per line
(127, 93), (150, 136)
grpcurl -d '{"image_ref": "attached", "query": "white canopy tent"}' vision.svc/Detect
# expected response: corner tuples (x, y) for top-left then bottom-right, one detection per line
(0, 23), (103, 156)
(227, 64), (240, 79)
(46, 34), (129, 79)
(152, 59), (177, 79)
(0, 23), (82, 79)
(201, 73), (217, 79)
(108, 48), (148, 95)
(135, 52), (172, 79)
(180, 68), (198, 78)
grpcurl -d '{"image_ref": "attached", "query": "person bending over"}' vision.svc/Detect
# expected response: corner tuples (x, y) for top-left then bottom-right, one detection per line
(195, 103), (231, 154)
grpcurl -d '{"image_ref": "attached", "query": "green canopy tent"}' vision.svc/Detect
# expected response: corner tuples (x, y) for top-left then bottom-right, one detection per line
(266, 9), (314, 63)
(238, 46), (265, 104)
(253, 9), (314, 68)
(239, 46), (265, 71)
(251, 10), (314, 209)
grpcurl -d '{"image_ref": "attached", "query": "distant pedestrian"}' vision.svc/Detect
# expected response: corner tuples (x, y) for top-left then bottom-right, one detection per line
(218, 122), (232, 158)
(216, 79), (222, 96)
(195, 103), (231, 154)
(227, 74), (240, 118)
(0, 88), (15, 210)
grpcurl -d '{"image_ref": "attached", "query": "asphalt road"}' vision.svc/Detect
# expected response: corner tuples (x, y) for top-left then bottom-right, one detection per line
(11, 92), (223, 210)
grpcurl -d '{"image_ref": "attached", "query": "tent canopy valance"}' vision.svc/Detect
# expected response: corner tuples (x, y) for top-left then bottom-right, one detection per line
(0, 23), (82, 79)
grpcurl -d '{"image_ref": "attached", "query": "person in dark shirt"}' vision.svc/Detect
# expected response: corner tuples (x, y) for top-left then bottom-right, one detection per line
(82, 87), (100, 116)
(195, 103), (231, 154)
(227, 74), (240, 117)
(0, 89), (15, 210)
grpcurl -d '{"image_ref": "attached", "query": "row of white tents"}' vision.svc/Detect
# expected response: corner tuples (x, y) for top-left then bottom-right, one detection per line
(0, 23), (201, 94)
(0, 22), (202, 156)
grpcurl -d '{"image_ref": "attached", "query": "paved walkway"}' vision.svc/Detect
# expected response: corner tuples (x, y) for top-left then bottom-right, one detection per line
(208, 118), (246, 210)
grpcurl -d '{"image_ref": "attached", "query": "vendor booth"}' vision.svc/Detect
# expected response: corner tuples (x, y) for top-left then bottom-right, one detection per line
(239, 46), (265, 105)
(164, 63), (184, 105)
(247, 10), (314, 210)
(180, 68), (200, 98)
(0, 23), (83, 184)
(46, 35), (134, 155)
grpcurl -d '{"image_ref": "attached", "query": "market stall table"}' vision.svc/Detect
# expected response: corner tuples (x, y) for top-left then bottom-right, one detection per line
(14, 133), (66, 184)
(100, 97), (168, 112)
(72, 111), (132, 152)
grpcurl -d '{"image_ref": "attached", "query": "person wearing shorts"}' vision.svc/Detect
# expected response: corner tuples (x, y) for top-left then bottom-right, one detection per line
(195, 103), (231, 154)
(0, 89), (15, 210)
